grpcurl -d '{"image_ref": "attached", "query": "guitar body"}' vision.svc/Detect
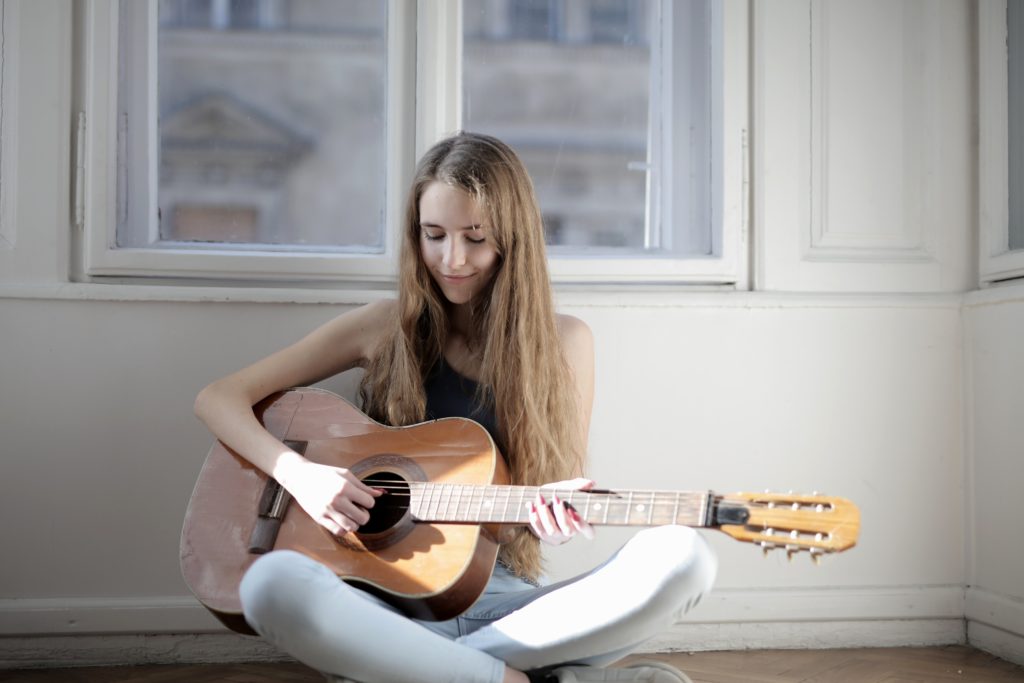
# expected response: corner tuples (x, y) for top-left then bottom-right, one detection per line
(182, 389), (861, 635)
(180, 388), (508, 634)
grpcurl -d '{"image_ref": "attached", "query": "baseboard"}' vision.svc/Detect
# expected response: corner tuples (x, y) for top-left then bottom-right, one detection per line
(650, 584), (966, 651)
(965, 586), (1024, 665)
(0, 585), (968, 668)
(0, 633), (289, 669)
(0, 596), (225, 636)
(645, 619), (965, 652)
(967, 623), (1024, 667)
(678, 584), (965, 624)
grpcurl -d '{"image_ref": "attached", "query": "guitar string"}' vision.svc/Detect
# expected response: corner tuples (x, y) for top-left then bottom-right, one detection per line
(350, 479), (838, 517)
(358, 478), (833, 501)
(358, 481), (766, 503)
(357, 483), (801, 505)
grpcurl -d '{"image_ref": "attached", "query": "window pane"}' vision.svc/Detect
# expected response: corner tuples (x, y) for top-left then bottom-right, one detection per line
(1010, 0), (1023, 251)
(462, 0), (652, 251)
(120, 0), (387, 253)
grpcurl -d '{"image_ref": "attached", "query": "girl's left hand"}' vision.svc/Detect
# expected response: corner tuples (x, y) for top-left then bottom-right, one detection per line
(527, 478), (596, 545)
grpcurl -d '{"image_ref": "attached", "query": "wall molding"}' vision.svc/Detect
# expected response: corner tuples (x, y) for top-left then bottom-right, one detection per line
(807, 0), (939, 263)
(968, 622), (1024, 668)
(966, 587), (1024, 644)
(0, 0), (20, 251)
(0, 585), (967, 667)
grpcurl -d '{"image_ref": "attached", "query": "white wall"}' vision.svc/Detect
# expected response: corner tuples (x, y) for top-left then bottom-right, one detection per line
(3, 0), (1021, 669)
(0, 291), (967, 661)
(963, 286), (1024, 665)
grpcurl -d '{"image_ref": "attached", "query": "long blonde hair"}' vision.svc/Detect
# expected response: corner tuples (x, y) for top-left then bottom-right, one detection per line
(359, 132), (583, 580)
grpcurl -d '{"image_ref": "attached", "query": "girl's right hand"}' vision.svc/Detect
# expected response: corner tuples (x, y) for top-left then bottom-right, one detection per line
(278, 459), (382, 536)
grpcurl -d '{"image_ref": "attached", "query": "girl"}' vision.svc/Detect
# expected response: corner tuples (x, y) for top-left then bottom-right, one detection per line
(194, 132), (716, 683)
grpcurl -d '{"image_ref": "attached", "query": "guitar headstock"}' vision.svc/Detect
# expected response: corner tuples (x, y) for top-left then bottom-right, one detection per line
(713, 492), (860, 562)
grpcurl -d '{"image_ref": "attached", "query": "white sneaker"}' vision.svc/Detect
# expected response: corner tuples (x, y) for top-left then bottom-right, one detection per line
(549, 659), (694, 683)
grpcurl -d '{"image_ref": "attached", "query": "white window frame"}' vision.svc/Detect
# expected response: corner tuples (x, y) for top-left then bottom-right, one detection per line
(77, 0), (748, 288)
(979, 0), (1024, 286)
(0, 0), (19, 258)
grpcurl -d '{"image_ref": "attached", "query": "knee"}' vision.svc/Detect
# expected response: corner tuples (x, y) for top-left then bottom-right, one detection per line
(239, 550), (321, 628)
(625, 526), (717, 611)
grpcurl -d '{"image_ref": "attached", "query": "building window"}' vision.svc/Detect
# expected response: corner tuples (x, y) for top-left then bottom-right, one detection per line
(81, 0), (744, 286)
(979, 0), (1024, 284)
(1009, 0), (1023, 252)
(463, 0), (729, 281)
(116, 0), (387, 260)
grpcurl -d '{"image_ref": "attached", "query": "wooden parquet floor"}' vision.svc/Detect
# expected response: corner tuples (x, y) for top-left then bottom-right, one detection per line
(0, 646), (1022, 682)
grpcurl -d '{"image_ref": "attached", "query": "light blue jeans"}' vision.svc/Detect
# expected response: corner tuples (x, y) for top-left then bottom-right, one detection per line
(239, 525), (716, 683)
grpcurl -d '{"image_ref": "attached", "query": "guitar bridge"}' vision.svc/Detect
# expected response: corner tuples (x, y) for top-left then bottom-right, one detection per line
(247, 440), (305, 554)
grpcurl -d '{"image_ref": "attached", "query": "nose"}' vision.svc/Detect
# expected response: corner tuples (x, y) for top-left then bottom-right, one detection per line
(443, 238), (466, 269)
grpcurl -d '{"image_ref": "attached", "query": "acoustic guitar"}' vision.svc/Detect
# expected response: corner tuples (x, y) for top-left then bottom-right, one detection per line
(180, 388), (859, 635)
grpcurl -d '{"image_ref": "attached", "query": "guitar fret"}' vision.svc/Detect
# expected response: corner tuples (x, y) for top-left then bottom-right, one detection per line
(428, 483), (440, 520)
(409, 484), (712, 526)
(412, 483), (422, 519)
(440, 483), (450, 521)
(477, 486), (487, 522)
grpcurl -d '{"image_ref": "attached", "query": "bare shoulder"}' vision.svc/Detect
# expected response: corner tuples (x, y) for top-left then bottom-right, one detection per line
(315, 298), (397, 364)
(349, 297), (398, 330)
(556, 313), (594, 356)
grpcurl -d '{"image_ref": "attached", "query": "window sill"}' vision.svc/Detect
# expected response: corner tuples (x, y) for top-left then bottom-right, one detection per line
(0, 281), (966, 310)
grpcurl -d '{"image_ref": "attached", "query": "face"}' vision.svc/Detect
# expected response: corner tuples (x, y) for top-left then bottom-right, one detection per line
(418, 181), (500, 306)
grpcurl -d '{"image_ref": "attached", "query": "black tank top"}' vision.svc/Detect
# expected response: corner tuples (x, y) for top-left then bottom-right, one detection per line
(424, 358), (502, 452)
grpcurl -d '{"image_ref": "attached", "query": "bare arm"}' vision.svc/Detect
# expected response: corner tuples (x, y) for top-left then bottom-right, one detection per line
(193, 299), (396, 534)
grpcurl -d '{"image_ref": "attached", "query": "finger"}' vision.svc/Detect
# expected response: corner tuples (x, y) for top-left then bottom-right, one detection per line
(531, 501), (559, 539)
(551, 496), (574, 537)
(343, 478), (379, 509)
(355, 477), (384, 498)
(334, 469), (382, 501)
(535, 494), (559, 537)
(322, 509), (356, 536)
(568, 507), (595, 540)
(527, 502), (546, 538)
(336, 498), (372, 527)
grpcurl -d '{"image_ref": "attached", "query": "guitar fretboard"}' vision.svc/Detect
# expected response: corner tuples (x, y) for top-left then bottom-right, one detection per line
(408, 484), (711, 527)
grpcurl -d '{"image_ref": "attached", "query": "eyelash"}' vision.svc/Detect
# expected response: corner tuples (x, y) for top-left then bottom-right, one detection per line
(423, 232), (486, 245)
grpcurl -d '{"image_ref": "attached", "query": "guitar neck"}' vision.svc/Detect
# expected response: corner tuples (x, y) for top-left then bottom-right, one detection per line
(407, 484), (723, 528)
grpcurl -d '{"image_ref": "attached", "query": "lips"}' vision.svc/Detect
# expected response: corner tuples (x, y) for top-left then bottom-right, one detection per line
(440, 272), (475, 283)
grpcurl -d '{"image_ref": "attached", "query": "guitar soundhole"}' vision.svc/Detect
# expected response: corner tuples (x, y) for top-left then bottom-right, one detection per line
(359, 471), (410, 535)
